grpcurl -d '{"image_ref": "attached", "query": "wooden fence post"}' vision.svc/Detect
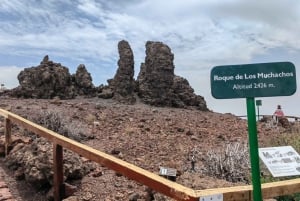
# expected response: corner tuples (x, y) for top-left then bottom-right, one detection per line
(53, 143), (65, 201)
(4, 118), (12, 156)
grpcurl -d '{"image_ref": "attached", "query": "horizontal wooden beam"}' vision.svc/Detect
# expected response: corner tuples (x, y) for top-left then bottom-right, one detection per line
(0, 109), (8, 118)
(261, 178), (300, 198)
(238, 114), (300, 121)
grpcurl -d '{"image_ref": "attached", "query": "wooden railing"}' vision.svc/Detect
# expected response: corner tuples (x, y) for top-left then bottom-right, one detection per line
(1, 108), (300, 201)
(238, 114), (300, 121)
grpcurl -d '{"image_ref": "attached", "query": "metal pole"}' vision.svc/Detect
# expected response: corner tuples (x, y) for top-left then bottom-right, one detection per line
(246, 97), (262, 201)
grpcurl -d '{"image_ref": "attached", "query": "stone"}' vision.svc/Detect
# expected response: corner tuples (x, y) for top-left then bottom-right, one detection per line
(10, 56), (96, 99)
(129, 193), (140, 201)
(74, 64), (95, 95)
(278, 117), (290, 129)
(65, 183), (78, 197)
(110, 40), (136, 104)
(5, 138), (95, 191)
(98, 87), (114, 99)
(138, 41), (176, 106)
(172, 76), (208, 110)
(6, 43), (208, 111)
(137, 41), (208, 110)
(0, 188), (13, 200)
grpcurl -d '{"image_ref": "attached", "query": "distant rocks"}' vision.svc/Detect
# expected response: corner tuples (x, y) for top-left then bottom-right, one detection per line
(9, 40), (208, 110)
(108, 40), (136, 104)
(172, 76), (207, 110)
(74, 64), (95, 95)
(137, 41), (207, 110)
(138, 41), (176, 106)
(11, 56), (95, 99)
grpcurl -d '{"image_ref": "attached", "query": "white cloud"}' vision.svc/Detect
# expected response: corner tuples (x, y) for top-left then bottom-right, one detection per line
(0, 66), (23, 89)
(77, 0), (104, 17)
(0, 0), (300, 116)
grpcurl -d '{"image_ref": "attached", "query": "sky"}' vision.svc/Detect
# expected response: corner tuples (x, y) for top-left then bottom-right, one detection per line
(0, 0), (300, 117)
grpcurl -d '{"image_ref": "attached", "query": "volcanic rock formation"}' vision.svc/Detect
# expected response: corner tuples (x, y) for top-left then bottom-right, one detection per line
(9, 41), (208, 110)
(137, 41), (176, 106)
(74, 64), (95, 95)
(137, 41), (208, 110)
(172, 76), (207, 110)
(109, 40), (136, 104)
(12, 56), (95, 99)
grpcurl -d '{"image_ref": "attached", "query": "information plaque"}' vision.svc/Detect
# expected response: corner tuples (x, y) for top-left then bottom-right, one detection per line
(259, 146), (300, 177)
(211, 62), (296, 99)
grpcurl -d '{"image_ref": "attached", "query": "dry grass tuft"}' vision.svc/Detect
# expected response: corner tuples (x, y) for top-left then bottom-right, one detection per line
(201, 142), (250, 183)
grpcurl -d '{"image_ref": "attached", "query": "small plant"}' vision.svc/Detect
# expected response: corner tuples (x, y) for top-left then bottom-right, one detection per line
(33, 110), (85, 141)
(124, 125), (136, 136)
(85, 113), (96, 125)
(201, 142), (250, 183)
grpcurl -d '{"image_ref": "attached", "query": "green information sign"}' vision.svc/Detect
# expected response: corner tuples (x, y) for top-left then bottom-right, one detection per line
(210, 61), (297, 201)
(211, 62), (297, 99)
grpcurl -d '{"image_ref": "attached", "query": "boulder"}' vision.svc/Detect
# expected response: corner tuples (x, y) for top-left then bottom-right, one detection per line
(5, 138), (95, 190)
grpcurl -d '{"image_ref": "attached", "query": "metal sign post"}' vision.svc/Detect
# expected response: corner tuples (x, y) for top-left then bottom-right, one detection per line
(210, 61), (297, 201)
(246, 97), (262, 201)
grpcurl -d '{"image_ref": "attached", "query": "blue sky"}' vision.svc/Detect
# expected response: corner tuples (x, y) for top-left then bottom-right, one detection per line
(0, 0), (300, 116)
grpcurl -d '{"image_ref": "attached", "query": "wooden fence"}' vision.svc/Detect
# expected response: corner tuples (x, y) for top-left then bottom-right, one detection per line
(1, 108), (300, 201)
(238, 114), (300, 121)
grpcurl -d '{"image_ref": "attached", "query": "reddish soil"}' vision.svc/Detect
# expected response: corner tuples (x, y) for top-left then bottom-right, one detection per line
(0, 97), (287, 201)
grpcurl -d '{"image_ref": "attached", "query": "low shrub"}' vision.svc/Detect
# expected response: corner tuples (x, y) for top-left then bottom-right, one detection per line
(201, 142), (250, 183)
(33, 110), (85, 141)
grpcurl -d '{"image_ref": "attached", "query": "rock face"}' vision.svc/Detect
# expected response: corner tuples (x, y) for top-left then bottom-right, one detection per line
(137, 41), (208, 110)
(172, 76), (207, 110)
(11, 56), (95, 99)
(74, 64), (95, 95)
(138, 41), (176, 106)
(108, 40), (136, 104)
(8, 41), (208, 110)
(5, 138), (95, 190)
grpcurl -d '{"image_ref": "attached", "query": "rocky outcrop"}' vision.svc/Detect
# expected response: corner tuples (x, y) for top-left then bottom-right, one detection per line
(137, 41), (208, 110)
(5, 138), (95, 190)
(11, 56), (95, 99)
(108, 40), (136, 104)
(7, 41), (208, 110)
(138, 41), (176, 106)
(74, 64), (95, 95)
(172, 76), (207, 110)
(14, 56), (75, 99)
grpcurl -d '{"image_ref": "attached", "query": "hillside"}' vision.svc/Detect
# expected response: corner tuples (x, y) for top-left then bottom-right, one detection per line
(0, 97), (292, 201)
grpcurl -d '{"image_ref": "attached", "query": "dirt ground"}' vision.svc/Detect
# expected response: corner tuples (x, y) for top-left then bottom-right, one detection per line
(0, 97), (289, 200)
